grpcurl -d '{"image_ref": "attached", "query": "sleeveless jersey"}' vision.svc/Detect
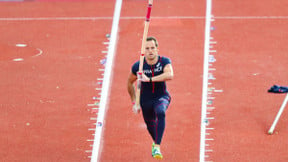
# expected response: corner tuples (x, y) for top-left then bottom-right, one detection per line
(132, 56), (171, 101)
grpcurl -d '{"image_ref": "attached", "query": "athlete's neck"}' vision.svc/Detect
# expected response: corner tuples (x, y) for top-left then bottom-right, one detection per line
(145, 56), (159, 65)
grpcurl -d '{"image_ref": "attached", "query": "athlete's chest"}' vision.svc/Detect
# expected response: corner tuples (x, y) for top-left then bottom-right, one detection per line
(142, 62), (163, 76)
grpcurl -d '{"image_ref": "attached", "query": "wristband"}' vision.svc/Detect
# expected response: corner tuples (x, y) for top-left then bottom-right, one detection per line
(132, 101), (135, 105)
(149, 77), (152, 82)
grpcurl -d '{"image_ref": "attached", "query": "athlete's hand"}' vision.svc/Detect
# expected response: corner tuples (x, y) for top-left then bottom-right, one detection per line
(132, 102), (141, 114)
(141, 73), (150, 82)
(137, 72), (150, 82)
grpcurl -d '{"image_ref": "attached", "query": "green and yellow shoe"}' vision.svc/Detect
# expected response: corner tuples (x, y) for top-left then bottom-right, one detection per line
(152, 145), (163, 160)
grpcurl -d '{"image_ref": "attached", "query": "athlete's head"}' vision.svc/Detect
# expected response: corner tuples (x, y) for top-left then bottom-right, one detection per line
(145, 36), (159, 61)
(147, 36), (158, 47)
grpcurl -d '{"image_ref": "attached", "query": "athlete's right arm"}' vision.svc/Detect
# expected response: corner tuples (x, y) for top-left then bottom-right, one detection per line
(127, 72), (137, 103)
(127, 72), (141, 114)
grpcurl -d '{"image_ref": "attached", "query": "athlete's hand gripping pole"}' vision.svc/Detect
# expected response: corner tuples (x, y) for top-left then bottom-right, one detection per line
(134, 0), (153, 114)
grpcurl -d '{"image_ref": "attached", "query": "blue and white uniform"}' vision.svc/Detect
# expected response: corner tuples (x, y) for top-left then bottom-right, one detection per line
(132, 55), (171, 145)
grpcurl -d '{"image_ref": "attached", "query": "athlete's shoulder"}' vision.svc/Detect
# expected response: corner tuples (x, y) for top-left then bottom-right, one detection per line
(160, 56), (172, 64)
(131, 60), (140, 75)
(132, 60), (140, 67)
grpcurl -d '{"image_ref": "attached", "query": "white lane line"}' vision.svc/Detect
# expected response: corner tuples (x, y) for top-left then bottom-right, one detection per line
(1, 16), (288, 21)
(200, 0), (213, 162)
(90, 0), (122, 161)
(0, 0), (23, 1)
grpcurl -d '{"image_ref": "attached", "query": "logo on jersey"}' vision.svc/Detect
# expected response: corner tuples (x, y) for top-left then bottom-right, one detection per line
(143, 65), (163, 74)
(156, 62), (161, 68)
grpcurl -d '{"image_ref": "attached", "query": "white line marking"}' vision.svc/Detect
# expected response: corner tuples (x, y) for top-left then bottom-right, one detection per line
(216, 16), (288, 19)
(200, 0), (213, 162)
(0, 0), (23, 1)
(87, 103), (98, 107)
(13, 58), (24, 62)
(15, 43), (27, 47)
(1, 16), (288, 21)
(32, 48), (43, 58)
(0, 17), (113, 21)
(90, 0), (122, 161)
(207, 107), (215, 110)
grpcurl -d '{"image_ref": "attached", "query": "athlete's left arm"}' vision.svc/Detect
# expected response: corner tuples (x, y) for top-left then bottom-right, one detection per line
(142, 64), (174, 82)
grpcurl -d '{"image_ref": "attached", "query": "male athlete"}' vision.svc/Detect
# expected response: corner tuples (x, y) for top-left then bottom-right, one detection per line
(127, 36), (174, 160)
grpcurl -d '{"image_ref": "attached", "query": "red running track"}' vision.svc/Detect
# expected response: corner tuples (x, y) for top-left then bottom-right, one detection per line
(100, 0), (205, 161)
(1, 0), (288, 162)
(0, 1), (114, 161)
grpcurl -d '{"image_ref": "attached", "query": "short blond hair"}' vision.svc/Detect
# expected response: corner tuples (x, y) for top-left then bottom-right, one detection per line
(146, 36), (158, 47)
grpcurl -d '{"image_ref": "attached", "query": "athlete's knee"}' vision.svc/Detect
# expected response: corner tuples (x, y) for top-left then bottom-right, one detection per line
(155, 108), (166, 119)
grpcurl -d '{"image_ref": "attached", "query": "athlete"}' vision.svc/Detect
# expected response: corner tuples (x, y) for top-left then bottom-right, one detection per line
(127, 36), (174, 160)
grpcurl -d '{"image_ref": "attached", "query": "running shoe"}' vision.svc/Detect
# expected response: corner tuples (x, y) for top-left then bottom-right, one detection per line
(152, 146), (163, 160)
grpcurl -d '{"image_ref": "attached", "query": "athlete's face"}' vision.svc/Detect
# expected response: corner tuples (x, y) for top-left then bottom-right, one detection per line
(145, 40), (158, 61)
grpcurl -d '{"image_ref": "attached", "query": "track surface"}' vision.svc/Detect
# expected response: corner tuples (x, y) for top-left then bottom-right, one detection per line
(211, 1), (288, 161)
(0, 1), (114, 161)
(0, 0), (288, 162)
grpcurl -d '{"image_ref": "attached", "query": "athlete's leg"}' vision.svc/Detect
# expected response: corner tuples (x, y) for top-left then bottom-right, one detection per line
(153, 96), (171, 145)
(141, 101), (156, 142)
